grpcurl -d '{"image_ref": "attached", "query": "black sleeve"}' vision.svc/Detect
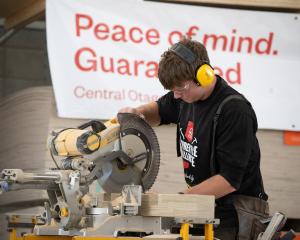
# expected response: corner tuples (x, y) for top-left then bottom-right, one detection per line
(156, 91), (180, 125)
(215, 100), (256, 190)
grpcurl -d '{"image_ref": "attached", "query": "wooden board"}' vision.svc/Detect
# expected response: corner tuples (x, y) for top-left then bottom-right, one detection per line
(108, 193), (215, 219)
(4, 0), (45, 30)
(140, 194), (215, 218)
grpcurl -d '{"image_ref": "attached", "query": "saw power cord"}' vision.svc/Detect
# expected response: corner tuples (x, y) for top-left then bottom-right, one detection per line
(50, 150), (60, 169)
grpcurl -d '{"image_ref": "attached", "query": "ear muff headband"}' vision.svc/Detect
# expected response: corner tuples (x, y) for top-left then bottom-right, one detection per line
(170, 43), (214, 87)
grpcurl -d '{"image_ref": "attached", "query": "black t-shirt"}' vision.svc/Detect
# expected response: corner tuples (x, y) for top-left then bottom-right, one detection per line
(156, 75), (267, 227)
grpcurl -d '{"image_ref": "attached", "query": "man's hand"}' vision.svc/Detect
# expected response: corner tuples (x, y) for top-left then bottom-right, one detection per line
(118, 107), (145, 119)
(118, 102), (161, 126)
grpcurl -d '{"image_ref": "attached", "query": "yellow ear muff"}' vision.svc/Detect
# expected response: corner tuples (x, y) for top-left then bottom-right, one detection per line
(195, 64), (215, 87)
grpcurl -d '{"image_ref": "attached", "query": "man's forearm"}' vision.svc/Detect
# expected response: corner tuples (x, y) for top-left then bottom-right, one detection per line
(184, 174), (236, 199)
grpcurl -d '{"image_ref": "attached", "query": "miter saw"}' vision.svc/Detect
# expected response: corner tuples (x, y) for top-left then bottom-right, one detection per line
(0, 114), (161, 235)
(0, 113), (219, 240)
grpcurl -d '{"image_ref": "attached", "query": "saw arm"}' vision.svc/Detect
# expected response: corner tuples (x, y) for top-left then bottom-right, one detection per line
(47, 113), (160, 193)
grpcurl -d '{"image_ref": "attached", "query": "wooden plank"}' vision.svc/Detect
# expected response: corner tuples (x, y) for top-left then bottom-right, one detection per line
(4, 0), (45, 30)
(140, 194), (215, 218)
(0, 0), (37, 18)
(107, 193), (214, 219)
(162, 0), (300, 10)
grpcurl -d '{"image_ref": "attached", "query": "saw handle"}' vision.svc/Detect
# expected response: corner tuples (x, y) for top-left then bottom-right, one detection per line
(78, 120), (106, 132)
(103, 118), (119, 128)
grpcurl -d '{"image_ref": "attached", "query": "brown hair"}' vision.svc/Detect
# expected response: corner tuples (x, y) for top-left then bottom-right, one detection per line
(158, 38), (210, 89)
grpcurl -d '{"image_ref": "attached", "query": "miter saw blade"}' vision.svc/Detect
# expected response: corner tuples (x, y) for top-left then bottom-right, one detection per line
(97, 113), (160, 193)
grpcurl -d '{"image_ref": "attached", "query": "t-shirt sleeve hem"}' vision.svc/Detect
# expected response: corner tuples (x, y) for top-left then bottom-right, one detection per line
(219, 172), (241, 190)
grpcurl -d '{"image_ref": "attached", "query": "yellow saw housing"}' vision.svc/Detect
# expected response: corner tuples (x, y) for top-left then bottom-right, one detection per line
(50, 118), (119, 157)
(52, 129), (100, 156)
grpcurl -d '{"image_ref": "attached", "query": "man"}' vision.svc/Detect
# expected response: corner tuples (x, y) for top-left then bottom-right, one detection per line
(119, 38), (268, 239)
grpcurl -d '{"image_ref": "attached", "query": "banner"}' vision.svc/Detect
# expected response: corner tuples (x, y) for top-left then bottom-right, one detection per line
(46, 0), (300, 131)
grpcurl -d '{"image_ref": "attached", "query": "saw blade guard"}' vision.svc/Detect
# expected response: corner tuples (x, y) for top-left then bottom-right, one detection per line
(97, 113), (160, 193)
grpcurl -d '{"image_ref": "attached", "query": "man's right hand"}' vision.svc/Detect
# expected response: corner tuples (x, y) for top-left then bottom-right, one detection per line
(118, 107), (145, 119)
(118, 102), (160, 126)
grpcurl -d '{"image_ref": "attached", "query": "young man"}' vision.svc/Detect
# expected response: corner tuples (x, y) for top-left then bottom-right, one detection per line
(119, 38), (268, 239)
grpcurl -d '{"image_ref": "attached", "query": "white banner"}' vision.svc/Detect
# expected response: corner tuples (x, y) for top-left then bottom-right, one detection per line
(46, 0), (300, 131)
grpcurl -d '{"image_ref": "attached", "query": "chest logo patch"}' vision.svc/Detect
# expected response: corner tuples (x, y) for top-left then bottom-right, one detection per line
(185, 121), (194, 143)
(183, 160), (189, 169)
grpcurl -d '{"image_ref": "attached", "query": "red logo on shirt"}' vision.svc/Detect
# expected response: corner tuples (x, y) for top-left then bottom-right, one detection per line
(185, 121), (194, 143)
(183, 160), (189, 169)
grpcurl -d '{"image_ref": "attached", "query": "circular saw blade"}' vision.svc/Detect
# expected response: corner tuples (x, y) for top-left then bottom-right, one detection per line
(97, 113), (160, 193)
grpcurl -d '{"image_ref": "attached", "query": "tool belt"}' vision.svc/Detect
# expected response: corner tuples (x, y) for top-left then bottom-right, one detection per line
(231, 195), (269, 240)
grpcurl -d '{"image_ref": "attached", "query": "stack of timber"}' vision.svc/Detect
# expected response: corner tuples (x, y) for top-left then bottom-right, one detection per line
(0, 87), (53, 238)
(0, 87), (53, 206)
(140, 194), (214, 218)
(109, 193), (215, 219)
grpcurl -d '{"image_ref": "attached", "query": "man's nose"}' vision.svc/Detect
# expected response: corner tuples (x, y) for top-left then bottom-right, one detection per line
(173, 92), (182, 99)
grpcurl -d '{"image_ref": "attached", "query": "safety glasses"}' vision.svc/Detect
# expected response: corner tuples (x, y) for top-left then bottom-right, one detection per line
(172, 82), (191, 94)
